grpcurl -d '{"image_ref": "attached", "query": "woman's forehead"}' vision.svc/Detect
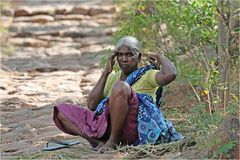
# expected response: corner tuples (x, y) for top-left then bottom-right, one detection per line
(116, 46), (131, 52)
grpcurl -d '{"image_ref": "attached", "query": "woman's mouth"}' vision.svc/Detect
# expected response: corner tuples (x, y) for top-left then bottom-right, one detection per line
(120, 64), (129, 68)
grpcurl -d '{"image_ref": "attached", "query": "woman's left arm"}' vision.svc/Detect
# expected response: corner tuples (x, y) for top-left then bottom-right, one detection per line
(149, 54), (177, 86)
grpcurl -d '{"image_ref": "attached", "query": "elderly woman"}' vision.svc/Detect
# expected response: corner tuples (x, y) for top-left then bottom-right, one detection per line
(53, 36), (183, 153)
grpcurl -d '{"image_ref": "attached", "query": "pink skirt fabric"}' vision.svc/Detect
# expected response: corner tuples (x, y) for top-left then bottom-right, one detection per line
(53, 91), (139, 145)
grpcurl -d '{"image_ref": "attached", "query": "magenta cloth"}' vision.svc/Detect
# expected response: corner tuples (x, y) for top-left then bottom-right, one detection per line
(53, 90), (139, 145)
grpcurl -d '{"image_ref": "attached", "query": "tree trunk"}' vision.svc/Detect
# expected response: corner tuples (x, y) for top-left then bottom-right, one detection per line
(229, 0), (240, 58)
(217, 0), (229, 110)
(217, 0), (239, 110)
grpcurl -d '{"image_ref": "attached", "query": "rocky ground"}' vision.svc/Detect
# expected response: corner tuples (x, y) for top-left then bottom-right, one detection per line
(1, 0), (123, 159)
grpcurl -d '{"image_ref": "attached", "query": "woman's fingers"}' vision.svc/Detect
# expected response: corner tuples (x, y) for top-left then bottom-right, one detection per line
(147, 54), (161, 69)
(148, 59), (155, 64)
(147, 54), (157, 64)
(106, 53), (116, 73)
(110, 53), (116, 66)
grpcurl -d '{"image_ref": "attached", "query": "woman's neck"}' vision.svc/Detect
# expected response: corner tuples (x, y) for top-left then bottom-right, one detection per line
(120, 73), (127, 81)
(120, 67), (138, 80)
(120, 66), (138, 81)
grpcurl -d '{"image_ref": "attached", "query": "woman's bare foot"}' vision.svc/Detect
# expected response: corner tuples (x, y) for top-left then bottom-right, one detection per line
(91, 141), (105, 151)
(97, 140), (117, 153)
(87, 137), (106, 151)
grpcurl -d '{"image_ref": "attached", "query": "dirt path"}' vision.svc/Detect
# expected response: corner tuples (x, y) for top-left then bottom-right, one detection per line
(0, 0), (125, 159)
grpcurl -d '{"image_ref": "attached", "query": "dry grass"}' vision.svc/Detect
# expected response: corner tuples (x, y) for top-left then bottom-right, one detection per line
(115, 137), (196, 159)
(19, 137), (196, 160)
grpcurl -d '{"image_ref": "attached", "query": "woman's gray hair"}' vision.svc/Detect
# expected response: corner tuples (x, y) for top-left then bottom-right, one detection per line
(115, 36), (141, 56)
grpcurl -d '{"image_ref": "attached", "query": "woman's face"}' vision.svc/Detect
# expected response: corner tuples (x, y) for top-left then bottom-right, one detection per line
(115, 46), (140, 75)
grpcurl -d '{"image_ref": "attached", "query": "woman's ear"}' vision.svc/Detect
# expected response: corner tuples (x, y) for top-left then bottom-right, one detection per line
(138, 53), (142, 62)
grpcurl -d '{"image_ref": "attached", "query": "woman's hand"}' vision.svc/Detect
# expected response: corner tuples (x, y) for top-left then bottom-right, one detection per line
(153, 53), (177, 86)
(104, 53), (116, 74)
(87, 52), (116, 111)
(147, 53), (161, 70)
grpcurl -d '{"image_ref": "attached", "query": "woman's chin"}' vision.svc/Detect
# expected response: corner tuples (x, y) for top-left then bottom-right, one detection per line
(121, 69), (133, 75)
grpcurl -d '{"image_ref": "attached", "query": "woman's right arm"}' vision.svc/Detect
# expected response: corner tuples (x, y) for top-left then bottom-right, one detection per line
(87, 53), (116, 111)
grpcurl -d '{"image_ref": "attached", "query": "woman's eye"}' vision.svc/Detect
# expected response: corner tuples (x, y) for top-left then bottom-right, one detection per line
(116, 52), (134, 57)
(127, 52), (134, 57)
(116, 53), (123, 57)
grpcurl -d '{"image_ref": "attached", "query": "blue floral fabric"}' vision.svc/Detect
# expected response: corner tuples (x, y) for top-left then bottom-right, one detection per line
(95, 64), (183, 145)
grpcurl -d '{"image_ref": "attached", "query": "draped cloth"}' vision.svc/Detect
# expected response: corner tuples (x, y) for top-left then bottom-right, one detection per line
(95, 64), (183, 145)
(54, 93), (139, 145)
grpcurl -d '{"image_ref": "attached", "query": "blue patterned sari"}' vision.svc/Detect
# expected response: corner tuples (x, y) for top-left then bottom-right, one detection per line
(95, 65), (183, 145)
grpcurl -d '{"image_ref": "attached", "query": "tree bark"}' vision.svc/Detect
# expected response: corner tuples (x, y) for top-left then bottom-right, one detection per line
(217, 0), (230, 110)
(217, 0), (239, 110)
(229, 0), (240, 55)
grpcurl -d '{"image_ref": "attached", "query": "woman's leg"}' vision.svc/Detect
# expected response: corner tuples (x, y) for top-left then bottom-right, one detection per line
(98, 81), (131, 153)
(56, 111), (105, 147)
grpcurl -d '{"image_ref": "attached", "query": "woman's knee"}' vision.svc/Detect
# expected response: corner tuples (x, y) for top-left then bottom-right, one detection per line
(111, 81), (131, 98)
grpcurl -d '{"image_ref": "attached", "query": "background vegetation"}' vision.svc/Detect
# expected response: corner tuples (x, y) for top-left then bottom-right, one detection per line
(112, 0), (239, 158)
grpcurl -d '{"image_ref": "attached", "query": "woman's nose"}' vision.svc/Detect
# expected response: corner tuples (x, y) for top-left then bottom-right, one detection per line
(122, 55), (128, 61)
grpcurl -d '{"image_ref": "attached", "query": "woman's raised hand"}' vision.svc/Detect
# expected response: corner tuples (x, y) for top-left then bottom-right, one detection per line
(104, 53), (116, 74)
(147, 53), (161, 70)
